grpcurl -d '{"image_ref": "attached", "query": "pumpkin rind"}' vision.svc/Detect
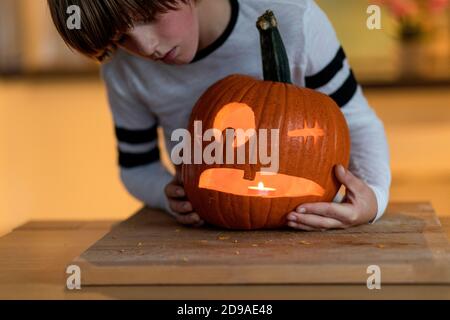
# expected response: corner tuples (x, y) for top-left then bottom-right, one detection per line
(181, 11), (351, 230)
(182, 75), (350, 229)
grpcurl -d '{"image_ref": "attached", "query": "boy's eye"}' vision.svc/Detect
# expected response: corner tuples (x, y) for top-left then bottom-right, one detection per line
(110, 33), (127, 46)
(116, 35), (127, 45)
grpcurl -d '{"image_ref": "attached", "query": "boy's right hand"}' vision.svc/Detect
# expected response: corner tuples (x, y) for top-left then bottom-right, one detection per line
(164, 168), (204, 227)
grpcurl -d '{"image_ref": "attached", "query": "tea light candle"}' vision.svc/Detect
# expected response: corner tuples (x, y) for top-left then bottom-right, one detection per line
(248, 182), (276, 196)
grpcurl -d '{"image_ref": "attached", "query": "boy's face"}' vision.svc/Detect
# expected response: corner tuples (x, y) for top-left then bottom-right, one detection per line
(116, 0), (199, 64)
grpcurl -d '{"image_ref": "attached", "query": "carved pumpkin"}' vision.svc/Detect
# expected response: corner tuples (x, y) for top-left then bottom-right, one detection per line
(181, 11), (350, 229)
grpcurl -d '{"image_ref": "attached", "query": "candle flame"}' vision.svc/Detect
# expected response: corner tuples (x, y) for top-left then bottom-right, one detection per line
(248, 181), (276, 192)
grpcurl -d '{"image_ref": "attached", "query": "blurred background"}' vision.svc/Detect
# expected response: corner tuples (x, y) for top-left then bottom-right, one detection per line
(1, 0), (449, 236)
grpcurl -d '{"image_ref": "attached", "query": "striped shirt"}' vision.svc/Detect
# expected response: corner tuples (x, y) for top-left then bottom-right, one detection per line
(101, 0), (391, 222)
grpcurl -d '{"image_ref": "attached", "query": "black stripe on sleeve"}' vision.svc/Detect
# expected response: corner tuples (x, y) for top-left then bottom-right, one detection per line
(115, 123), (158, 144)
(329, 70), (358, 108)
(118, 147), (160, 168)
(305, 47), (346, 89)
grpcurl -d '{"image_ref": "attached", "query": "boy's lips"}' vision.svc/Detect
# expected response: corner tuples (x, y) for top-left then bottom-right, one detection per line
(161, 46), (178, 63)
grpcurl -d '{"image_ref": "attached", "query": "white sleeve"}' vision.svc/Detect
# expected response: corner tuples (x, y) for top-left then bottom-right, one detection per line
(101, 64), (176, 216)
(303, 1), (391, 222)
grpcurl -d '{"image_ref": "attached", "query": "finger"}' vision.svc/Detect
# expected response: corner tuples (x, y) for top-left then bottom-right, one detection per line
(289, 212), (345, 230)
(175, 165), (183, 183)
(335, 164), (363, 194)
(170, 210), (203, 225)
(288, 209), (344, 229)
(169, 200), (193, 213)
(176, 212), (202, 225)
(287, 220), (319, 231)
(192, 219), (205, 228)
(165, 183), (186, 198)
(296, 202), (354, 224)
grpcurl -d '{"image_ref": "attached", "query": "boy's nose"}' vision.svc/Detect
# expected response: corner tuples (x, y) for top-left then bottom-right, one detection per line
(133, 37), (160, 57)
(128, 28), (160, 58)
(139, 41), (160, 58)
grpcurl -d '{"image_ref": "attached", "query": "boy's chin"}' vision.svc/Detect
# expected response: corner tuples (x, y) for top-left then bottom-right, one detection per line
(161, 58), (189, 66)
(174, 57), (196, 65)
(174, 50), (197, 65)
(161, 51), (194, 65)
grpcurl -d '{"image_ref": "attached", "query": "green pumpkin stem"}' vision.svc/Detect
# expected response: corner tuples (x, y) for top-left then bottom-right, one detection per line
(256, 10), (292, 84)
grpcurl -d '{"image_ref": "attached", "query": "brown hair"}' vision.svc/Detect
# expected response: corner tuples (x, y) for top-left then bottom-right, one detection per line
(47, 0), (191, 61)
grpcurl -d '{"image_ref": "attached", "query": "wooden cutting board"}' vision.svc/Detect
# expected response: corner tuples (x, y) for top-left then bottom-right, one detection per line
(73, 202), (450, 285)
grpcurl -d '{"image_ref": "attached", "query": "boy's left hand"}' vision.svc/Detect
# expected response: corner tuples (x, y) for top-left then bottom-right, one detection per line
(286, 164), (378, 231)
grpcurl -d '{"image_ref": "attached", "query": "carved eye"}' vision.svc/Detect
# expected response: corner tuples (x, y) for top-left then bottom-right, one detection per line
(288, 120), (324, 144)
(213, 102), (256, 148)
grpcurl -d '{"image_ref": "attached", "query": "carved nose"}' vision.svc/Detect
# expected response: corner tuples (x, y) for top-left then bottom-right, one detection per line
(243, 165), (257, 181)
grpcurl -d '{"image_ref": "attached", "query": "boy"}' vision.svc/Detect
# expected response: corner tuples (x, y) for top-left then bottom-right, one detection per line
(48, 0), (391, 230)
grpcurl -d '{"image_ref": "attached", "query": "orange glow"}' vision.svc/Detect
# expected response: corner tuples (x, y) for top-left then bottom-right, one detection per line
(213, 102), (256, 148)
(199, 168), (325, 198)
(248, 181), (276, 196)
(288, 120), (324, 144)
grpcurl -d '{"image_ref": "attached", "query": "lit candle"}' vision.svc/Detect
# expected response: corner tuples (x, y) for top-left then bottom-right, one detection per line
(248, 182), (276, 196)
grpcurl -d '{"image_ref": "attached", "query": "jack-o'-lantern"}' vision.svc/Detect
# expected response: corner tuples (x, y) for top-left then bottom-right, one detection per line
(181, 11), (350, 229)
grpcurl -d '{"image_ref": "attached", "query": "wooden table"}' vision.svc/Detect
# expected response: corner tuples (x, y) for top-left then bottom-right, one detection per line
(1, 202), (449, 299)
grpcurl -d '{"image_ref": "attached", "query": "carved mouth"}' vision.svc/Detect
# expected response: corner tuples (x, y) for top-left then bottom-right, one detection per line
(199, 168), (325, 198)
